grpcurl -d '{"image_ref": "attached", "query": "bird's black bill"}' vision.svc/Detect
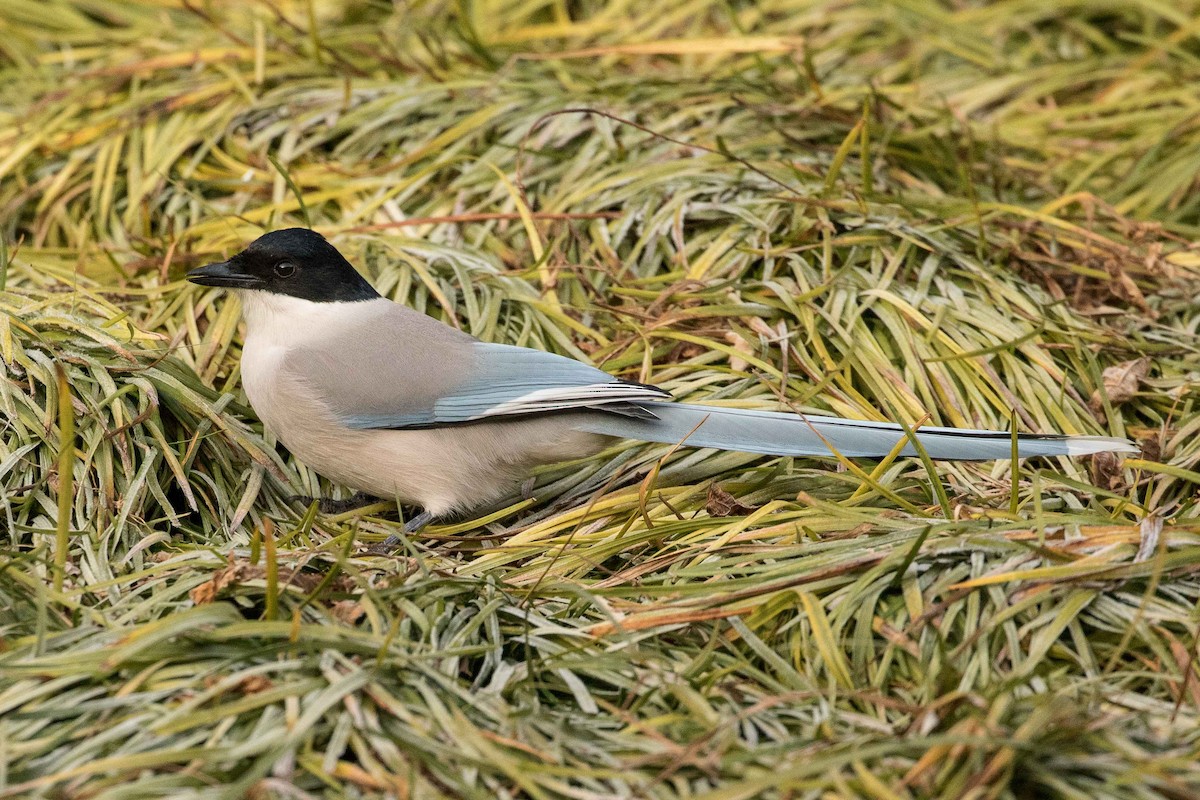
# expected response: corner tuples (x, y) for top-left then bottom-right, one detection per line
(186, 260), (265, 289)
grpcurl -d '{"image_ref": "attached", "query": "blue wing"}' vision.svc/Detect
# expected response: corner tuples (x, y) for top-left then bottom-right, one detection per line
(335, 342), (671, 430)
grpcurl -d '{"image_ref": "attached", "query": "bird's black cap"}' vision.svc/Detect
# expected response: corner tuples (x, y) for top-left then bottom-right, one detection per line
(187, 228), (381, 303)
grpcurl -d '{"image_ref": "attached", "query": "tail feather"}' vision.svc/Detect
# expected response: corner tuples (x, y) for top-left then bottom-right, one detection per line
(574, 402), (1137, 461)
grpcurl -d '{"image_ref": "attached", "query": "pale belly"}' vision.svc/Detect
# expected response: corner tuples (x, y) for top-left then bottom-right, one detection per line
(240, 342), (608, 515)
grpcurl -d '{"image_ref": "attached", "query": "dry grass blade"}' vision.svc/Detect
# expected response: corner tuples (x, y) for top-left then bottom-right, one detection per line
(1, 1), (1199, 798)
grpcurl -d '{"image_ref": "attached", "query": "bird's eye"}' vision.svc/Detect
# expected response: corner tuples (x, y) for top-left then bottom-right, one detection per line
(274, 262), (296, 278)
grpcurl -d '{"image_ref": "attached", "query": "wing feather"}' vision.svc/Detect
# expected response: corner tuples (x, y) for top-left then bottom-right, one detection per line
(282, 316), (670, 430)
(383, 342), (669, 426)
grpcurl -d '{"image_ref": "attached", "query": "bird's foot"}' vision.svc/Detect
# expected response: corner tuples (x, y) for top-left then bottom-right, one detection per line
(520, 477), (537, 500)
(367, 510), (436, 556)
(289, 491), (379, 515)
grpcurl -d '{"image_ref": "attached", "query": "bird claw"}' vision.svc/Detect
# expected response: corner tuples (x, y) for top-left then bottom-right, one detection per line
(288, 491), (378, 514)
(366, 510), (436, 556)
(365, 536), (402, 556)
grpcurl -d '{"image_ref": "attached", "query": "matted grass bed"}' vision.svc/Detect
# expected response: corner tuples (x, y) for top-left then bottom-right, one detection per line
(2, 1), (1200, 797)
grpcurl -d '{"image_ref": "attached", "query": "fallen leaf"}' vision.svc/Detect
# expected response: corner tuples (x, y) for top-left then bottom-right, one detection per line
(1090, 357), (1150, 415)
(237, 675), (274, 694)
(331, 600), (365, 625)
(188, 562), (324, 604)
(724, 331), (754, 373)
(189, 580), (218, 605)
(706, 483), (755, 517)
(1109, 267), (1153, 315)
(1089, 451), (1124, 491)
(203, 673), (276, 694)
(823, 522), (876, 540)
(190, 563), (263, 605)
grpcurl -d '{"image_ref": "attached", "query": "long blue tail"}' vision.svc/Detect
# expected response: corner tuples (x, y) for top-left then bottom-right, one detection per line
(574, 402), (1137, 461)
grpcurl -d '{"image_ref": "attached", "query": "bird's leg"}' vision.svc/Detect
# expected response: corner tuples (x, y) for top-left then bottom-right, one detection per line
(369, 509), (436, 555)
(288, 491), (379, 514)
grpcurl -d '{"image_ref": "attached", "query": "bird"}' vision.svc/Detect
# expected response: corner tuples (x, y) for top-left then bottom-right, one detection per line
(187, 228), (1137, 538)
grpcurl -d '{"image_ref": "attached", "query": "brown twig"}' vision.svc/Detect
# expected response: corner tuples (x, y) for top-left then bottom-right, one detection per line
(343, 211), (620, 233)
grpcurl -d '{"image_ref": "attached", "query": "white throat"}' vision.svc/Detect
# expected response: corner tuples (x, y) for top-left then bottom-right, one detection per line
(237, 291), (389, 346)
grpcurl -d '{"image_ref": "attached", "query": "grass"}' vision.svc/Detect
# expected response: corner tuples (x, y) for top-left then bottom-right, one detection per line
(2, 0), (1200, 797)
